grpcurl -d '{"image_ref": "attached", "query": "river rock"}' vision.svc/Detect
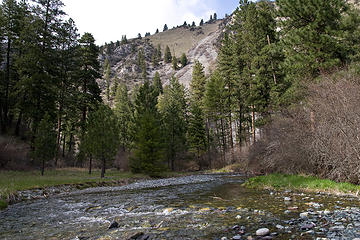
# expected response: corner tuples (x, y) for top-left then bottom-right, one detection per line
(256, 228), (270, 236)
(301, 222), (316, 230)
(276, 225), (284, 230)
(128, 232), (144, 239)
(300, 212), (308, 219)
(232, 235), (241, 240)
(284, 197), (292, 201)
(329, 225), (345, 231)
(108, 221), (119, 229)
(221, 237), (228, 240)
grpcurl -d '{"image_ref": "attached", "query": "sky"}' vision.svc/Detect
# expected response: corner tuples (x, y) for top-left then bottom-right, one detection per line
(62, 0), (239, 45)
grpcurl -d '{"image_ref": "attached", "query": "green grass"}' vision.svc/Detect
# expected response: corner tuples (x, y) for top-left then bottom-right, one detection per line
(0, 169), (194, 204)
(0, 168), (149, 201)
(206, 164), (244, 173)
(244, 174), (360, 195)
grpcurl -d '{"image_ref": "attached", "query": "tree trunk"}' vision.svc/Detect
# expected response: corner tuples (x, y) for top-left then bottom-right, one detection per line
(62, 133), (66, 157)
(15, 111), (23, 136)
(89, 155), (92, 175)
(101, 156), (105, 178)
(206, 119), (211, 169)
(55, 105), (63, 168)
(41, 159), (45, 176)
(252, 107), (256, 144)
(3, 39), (11, 133)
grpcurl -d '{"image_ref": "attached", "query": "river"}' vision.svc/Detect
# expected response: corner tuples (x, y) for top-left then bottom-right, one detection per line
(1, 174), (360, 240)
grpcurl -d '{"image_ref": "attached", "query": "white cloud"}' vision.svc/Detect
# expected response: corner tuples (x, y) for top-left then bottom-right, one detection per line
(62, 0), (216, 45)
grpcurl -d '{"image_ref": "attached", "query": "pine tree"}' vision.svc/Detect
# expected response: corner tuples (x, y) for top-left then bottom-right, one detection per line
(163, 24), (168, 31)
(104, 58), (111, 101)
(214, 13), (217, 20)
(77, 32), (102, 136)
(54, 17), (80, 166)
(114, 84), (133, 151)
(164, 45), (172, 63)
(157, 44), (162, 60)
(277, 0), (348, 79)
(200, 19), (204, 26)
(187, 101), (207, 169)
(121, 35), (127, 44)
(172, 56), (178, 70)
(82, 104), (119, 178)
(131, 81), (164, 175)
(158, 76), (187, 171)
(180, 53), (188, 67)
(204, 71), (227, 158)
(33, 113), (57, 176)
(155, 28), (159, 34)
(153, 71), (163, 95)
(183, 21), (187, 27)
(137, 33), (142, 39)
(0, 0), (25, 133)
(191, 21), (196, 27)
(110, 77), (119, 98)
(16, 0), (65, 142)
(190, 60), (206, 103)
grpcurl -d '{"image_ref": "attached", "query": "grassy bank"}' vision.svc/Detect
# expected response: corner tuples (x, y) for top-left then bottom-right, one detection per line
(244, 174), (360, 195)
(0, 168), (189, 209)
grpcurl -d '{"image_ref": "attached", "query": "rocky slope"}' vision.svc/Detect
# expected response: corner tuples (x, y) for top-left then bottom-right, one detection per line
(98, 18), (229, 97)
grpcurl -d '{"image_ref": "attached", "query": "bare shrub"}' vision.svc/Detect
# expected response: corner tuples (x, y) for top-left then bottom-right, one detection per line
(308, 72), (360, 183)
(248, 69), (360, 183)
(0, 136), (30, 170)
(247, 110), (314, 175)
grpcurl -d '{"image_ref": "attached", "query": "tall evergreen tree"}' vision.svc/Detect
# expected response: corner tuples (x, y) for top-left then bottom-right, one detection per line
(33, 113), (56, 176)
(277, 0), (348, 79)
(190, 60), (206, 103)
(82, 104), (119, 178)
(131, 81), (164, 175)
(180, 53), (188, 67)
(104, 58), (111, 101)
(163, 24), (168, 31)
(77, 32), (102, 136)
(187, 101), (207, 169)
(153, 71), (163, 95)
(114, 84), (133, 152)
(164, 45), (172, 63)
(172, 55), (178, 70)
(158, 76), (187, 171)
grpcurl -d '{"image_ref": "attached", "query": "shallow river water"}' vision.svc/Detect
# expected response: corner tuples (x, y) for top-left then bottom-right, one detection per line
(1, 174), (360, 240)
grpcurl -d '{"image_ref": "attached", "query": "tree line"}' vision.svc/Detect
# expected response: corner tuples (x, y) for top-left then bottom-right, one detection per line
(0, 0), (101, 174)
(2, 0), (360, 177)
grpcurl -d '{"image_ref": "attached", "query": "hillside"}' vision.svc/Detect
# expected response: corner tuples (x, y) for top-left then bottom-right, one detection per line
(98, 19), (228, 98)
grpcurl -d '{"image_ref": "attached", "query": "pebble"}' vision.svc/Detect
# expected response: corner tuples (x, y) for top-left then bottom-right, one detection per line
(232, 235), (241, 240)
(256, 228), (270, 236)
(221, 237), (228, 240)
(284, 197), (292, 201)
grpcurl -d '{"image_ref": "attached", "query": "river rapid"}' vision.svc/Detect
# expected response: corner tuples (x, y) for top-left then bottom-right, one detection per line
(1, 174), (360, 240)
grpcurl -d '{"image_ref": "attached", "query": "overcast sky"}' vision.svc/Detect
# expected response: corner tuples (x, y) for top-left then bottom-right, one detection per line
(62, 0), (239, 45)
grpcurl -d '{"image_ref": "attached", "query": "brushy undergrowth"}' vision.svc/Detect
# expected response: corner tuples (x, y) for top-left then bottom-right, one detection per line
(244, 174), (360, 195)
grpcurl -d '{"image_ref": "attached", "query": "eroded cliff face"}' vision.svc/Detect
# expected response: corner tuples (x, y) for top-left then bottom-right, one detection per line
(97, 18), (230, 98)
